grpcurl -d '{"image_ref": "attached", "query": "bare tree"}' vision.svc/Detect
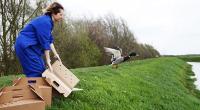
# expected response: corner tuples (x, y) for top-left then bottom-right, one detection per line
(0, 0), (45, 76)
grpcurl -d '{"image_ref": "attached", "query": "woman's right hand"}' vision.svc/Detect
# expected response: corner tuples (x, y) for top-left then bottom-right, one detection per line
(48, 65), (53, 73)
(45, 50), (53, 73)
(47, 59), (53, 73)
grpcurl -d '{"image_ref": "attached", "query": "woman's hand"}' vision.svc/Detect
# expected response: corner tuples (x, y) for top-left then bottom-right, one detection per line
(48, 64), (53, 73)
(46, 59), (53, 72)
(50, 43), (62, 63)
(54, 54), (62, 63)
(45, 50), (53, 73)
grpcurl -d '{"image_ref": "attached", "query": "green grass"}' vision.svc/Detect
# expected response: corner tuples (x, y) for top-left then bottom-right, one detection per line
(1, 57), (200, 110)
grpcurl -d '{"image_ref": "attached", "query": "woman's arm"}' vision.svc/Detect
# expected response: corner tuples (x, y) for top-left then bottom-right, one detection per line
(50, 43), (62, 63)
(45, 50), (53, 72)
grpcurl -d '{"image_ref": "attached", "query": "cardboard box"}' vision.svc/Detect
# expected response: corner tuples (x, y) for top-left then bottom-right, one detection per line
(13, 77), (52, 107)
(42, 61), (80, 97)
(0, 85), (45, 110)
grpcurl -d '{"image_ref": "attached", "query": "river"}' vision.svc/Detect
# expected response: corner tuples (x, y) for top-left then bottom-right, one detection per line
(188, 62), (200, 90)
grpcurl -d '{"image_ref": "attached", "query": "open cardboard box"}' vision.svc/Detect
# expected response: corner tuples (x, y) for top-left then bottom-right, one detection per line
(42, 60), (80, 97)
(0, 85), (45, 110)
(12, 77), (52, 107)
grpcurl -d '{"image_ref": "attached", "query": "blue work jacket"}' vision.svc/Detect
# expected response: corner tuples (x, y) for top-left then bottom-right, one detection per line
(16, 14), (54, 55)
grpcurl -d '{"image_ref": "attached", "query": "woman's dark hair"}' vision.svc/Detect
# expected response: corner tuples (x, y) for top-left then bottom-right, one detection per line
(45, 2), (64, 15)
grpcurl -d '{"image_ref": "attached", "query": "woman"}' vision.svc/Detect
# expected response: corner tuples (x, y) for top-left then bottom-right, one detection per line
(15, 2), (64, 77)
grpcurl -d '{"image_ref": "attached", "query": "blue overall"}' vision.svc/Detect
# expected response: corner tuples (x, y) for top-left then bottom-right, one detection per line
(15, 14), (54, 77)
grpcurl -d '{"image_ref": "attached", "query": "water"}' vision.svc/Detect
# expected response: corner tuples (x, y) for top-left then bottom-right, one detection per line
(188, 62), (200, 90)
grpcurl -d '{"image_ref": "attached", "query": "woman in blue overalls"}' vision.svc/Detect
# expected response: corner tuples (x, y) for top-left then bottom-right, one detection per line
(15, 2), (64, 77)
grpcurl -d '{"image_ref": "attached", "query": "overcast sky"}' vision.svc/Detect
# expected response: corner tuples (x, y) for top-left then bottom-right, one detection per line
(58, 0), (200, 55)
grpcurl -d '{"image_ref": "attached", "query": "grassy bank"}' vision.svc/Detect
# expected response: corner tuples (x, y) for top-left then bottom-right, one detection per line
(177, 55), (200, 62)
(0, 57), (200, 110)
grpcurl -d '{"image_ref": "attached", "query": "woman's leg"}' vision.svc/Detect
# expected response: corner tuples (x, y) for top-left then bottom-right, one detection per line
(15, 46), (46, 77)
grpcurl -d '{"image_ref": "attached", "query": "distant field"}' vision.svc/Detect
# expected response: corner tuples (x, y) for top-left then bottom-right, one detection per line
(177, 55), (200, 62)
(0, 57), (200, 110)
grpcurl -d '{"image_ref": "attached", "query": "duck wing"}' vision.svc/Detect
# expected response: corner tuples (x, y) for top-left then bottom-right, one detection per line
(104, 47), (121, 58)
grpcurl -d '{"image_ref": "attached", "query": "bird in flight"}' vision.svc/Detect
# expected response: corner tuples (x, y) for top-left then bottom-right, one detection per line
(104, 47), (138, 68)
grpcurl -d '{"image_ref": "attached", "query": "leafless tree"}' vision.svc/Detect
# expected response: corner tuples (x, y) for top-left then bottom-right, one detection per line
(0, 0), (45, 76)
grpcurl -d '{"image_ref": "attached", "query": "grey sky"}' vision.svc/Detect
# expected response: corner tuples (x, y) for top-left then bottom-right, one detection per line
(58, 0), (200, 55)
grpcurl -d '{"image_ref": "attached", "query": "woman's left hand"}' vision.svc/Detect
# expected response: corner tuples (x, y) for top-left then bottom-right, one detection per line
(54, 54), (62, 63)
